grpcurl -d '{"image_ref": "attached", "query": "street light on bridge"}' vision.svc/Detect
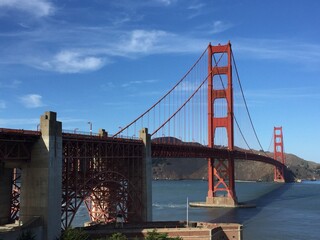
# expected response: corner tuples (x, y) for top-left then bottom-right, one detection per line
(74, 128), (79, 134)
(88, 122), (92, 136)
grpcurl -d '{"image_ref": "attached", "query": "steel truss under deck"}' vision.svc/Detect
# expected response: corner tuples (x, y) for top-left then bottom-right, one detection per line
(62, 135), (145, 228)
(0, 128), (40, 223)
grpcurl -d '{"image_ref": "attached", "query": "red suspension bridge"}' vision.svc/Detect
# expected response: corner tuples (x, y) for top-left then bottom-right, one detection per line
(0, 42), (286, 239)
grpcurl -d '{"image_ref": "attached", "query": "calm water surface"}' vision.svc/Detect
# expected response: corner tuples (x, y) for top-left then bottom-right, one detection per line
(152, 180), (320, 240)
(74, 180), (320, 239)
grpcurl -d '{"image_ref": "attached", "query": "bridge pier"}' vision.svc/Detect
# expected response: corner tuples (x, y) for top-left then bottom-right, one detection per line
(0, 167), (13, 225)
(20, 111), (62, 240)
(206, 158), (237, 207)
(205, 42), (238, 207)
(139, 128), (152, 222)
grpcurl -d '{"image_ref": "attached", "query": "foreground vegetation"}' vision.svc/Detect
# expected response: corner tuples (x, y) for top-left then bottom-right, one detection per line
(59, 228), (182, 240)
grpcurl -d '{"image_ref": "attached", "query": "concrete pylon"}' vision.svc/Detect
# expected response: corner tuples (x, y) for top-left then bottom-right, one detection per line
(20, 112), (62, 240)
(139, 128), (152, 222)
(0, 167), (13, 225)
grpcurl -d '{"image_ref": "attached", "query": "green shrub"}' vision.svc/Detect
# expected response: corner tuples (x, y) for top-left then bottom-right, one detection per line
(59, 228), (89, 240)
(108, 233), (128, 240)
(94, 233), (128, 240)
(17, 230), (36, 240)
(145, 230), (182, 240)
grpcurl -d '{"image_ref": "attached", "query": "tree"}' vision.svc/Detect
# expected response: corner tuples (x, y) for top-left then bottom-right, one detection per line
(145, 230), (182, 240)
(17, 230), (36, 240)
(59, 227), (89, 240)
(108, 233), (128, 240)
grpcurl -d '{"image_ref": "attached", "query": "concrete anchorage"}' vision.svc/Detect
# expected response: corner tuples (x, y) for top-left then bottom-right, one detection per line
(0, 167), (13, 225)
(20, 111), (62, 240)
(139, 128), (153, 222)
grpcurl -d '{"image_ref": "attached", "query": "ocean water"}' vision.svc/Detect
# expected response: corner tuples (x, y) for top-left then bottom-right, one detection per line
(152, 180), (320, 240)
(74, 180), (320, 239)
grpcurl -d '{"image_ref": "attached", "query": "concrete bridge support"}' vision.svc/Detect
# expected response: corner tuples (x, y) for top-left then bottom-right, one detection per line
(20, 112), (62, 240)
(0, 167), (13, 225)
(139, 128), (152, 221)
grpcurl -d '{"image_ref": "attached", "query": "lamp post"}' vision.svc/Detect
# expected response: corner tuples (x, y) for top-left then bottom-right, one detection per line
(74, 128), (79, 134)
(88, 122), (92, 136)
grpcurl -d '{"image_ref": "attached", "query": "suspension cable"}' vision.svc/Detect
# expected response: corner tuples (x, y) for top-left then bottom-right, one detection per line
(113, 47), (208, 137)
(151, 75), (208, 136)
(231, 50), (268, 156)
(212, 53), (252, 152)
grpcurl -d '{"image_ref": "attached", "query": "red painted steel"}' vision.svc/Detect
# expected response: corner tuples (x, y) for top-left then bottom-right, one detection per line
(11, 168), (20, 221)
(274, 127), (285, 181)
(151, 142), (283, 167)
(0, 128), (286, 227)
(61, 134), (145, 228)
(0, 130), (39, 223)
(207, 42), (237, 202)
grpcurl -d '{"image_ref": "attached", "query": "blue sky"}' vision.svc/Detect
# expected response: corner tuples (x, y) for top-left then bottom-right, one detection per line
(0, 0), (319, 162)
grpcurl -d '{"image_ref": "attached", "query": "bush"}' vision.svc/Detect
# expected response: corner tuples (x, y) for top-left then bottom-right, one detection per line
(59, 228), (89, 240)
(108, 233), (128, 240)
(17, 230), (36, 240)
(145, 230), (182, 240)
(94, 233), (128, 240)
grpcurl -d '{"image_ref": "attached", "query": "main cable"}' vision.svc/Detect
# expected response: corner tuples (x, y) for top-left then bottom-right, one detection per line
(231, 50), (268, 156)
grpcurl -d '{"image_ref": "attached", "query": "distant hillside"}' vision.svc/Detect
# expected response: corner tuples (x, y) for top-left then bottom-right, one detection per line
(152, 148), (320, 181)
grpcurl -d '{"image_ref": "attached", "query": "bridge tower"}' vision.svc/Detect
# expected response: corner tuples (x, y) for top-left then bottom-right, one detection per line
(274, 126), (285, 182)
(206, 42), (237, 206)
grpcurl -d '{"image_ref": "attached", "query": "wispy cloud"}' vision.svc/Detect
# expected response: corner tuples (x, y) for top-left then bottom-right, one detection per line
(187, 2), (205, 19)
(129, 90), (163, 97)
(0, 118), (39, 127)
(121, 80), (157, 88)
(2, 10), (320, 75)
(0, 100), (6, 109)
(40, 50), (105, 73)
(115, 29), (207, 56)
(19, 94), (44, 108)
(245, 87), (320, 100)
(154, 0), (176, 6)
(188, 3), (205, 10)
(0, 0), (55, 17)
(234, 39), (320, 65)
(0, 80), (21, 88)
(104, 101), (133, 106)
(125, 30), (171, 54)
(211, 21), (233, 34)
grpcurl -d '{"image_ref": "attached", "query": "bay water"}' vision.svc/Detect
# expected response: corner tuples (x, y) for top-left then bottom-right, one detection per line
(153, 180), (320, 240)
(74, 180), (320, 239)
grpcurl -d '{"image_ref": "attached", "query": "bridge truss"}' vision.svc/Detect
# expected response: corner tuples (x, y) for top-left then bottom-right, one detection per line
(61, 134), (145, 228)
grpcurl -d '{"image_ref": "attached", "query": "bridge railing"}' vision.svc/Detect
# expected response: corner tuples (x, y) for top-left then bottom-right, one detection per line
(0, 128), (40, 136)
(62, 129), (140, 141)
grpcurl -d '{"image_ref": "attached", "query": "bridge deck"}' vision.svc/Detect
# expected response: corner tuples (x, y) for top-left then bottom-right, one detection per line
(0, 128), (284, 169)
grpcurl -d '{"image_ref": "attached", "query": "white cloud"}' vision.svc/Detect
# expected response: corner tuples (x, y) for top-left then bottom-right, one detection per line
(245, 87), (320, 100)
(42, 51), (105, 73)
(126, 30), (169, 53)
(0, 118), (39, 127)
(0, 0), (54, 17)
(20, 94), (44, 108)
(154, 0), (175, 6)
(0, 80), (21, 88)
(188, 3), (205, 10)
(234, 39), (320, 64)
(211, 21), (233, 34)
(121, 79), (157, 88)
(113, 29), (207, 56)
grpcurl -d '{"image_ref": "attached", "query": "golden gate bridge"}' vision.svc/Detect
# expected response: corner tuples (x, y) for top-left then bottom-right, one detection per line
(0, 42), (286, 239)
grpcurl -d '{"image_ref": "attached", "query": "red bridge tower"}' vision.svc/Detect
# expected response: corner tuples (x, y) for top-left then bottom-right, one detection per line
(207, 42), (237, 206)
(274, 126), (285, 182)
